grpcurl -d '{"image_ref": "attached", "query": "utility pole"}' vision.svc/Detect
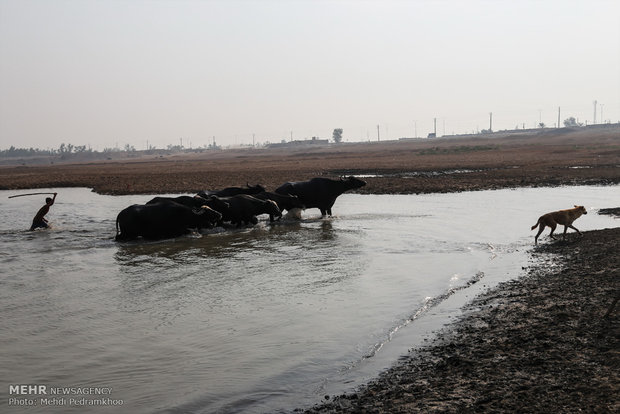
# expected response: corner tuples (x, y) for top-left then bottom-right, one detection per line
(489, 112), (493, 131)
(558, 107), (561, 128)
(377, 125), (380, 141)
(593, 100), (597, 124)
(253, 133), (255, 147)
(434, 118), (437, 136)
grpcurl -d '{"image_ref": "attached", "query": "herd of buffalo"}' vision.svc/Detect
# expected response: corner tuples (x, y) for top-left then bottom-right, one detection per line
(115, 176), (367, 241)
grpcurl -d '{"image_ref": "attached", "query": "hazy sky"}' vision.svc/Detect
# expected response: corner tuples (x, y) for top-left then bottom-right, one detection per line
(1, 0), (619, 150)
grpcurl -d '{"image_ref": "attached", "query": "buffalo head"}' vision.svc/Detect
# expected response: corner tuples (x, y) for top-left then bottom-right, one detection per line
(205, 195), (230, 213)
(342, 176), (366, 190)
(287, 194), (305, 210)
(246, 183), (266, 194)
(264, 200), (281, 217)
(193, 205), (222, 223)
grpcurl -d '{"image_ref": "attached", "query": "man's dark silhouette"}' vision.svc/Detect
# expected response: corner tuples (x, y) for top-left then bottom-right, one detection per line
(30, 193), (57, 231)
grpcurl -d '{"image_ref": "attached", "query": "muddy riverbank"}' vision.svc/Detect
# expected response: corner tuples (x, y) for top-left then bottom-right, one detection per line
(301, 225), (620, 413)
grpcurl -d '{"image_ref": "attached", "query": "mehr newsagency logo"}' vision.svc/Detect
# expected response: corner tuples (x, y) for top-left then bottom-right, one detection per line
(8, 384), (123, 407)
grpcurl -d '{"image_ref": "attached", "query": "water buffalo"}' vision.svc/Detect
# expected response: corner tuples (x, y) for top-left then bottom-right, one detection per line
(252, 192), (304, 222)
(146, 195), (208, 209)
(115, 201), (222, 241)
(197, 183), (266, 198)
(146, 195), (231, 216)
(275, 176), (366, 217)
(218, 195), (281, 226)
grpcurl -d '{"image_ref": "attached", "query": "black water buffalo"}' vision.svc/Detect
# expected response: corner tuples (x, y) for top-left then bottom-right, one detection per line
(252, 192), (304, 221)
(146, 195), (207, 209)
(197, 183), (266, 198)
(115, 201), (222, 241)
(146, 195), (231, 215)
(218, 195), (281, 226)
(275, 176), (366, 216)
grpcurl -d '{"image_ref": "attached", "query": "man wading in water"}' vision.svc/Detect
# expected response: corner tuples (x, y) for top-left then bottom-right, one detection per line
(30, 193), (57, 231)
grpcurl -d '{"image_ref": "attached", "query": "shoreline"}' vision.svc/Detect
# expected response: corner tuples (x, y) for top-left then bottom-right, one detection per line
(1, 128), (619, 195)
(300, 226), (619, 413)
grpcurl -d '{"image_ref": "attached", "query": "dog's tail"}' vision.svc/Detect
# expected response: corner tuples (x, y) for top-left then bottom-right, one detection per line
(531, 218), (540, 231)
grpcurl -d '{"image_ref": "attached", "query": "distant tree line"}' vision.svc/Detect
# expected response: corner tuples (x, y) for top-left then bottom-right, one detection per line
(0, 141), (223, 159)
(0, 146), (56, 157)
(0, 142), (123, 158)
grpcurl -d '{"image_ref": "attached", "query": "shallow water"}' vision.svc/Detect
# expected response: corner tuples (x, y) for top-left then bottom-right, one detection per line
(1, 186), (617, 413)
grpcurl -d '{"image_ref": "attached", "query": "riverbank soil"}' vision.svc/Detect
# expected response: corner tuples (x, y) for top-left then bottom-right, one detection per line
(301, 226), (620, 413)
(1, 127), (619, 195)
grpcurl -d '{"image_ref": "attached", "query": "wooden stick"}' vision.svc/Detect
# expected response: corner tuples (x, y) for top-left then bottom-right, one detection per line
(8, 192), (56, 199)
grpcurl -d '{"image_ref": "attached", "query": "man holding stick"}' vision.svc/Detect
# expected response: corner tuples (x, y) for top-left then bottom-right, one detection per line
(30, 192), (57, 231)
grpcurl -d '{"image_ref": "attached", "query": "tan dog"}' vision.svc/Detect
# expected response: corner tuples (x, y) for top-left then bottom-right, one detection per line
(531, 205), (587, 244)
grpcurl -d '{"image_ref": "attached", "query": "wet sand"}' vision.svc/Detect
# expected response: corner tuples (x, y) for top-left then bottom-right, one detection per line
(301, 225), (620, 413)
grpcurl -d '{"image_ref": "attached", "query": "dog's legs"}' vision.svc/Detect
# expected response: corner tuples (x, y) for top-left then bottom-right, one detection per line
(548, 223), (557, 240)
(535, 224), (546, 244)
(567, 224), (582, 236)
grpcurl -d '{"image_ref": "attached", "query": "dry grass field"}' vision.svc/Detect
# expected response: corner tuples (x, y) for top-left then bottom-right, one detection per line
(1, 126), (619, 195)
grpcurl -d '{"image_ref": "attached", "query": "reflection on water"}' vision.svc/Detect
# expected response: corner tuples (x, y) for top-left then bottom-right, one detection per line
(115, 219), (336, 262)
(0, 186), (617, 414)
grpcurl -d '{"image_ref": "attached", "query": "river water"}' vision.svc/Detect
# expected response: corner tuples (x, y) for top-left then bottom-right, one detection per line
(1, 186), (617, 413)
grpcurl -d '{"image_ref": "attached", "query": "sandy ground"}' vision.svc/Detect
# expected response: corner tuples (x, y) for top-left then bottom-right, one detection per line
(301, 225), (619, 413)
(1, 127), (619, 195)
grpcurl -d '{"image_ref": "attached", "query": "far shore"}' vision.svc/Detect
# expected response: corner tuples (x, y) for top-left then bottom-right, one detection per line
(1, 127), (619, 195)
